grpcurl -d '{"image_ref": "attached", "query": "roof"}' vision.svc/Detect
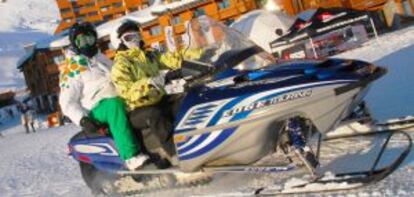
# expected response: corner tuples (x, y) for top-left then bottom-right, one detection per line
(16, 47), (35, 69)
(35, 30), (69, 50)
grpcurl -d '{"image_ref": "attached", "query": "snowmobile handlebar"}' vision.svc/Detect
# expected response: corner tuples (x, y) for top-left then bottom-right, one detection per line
(183, 46), (264, 90)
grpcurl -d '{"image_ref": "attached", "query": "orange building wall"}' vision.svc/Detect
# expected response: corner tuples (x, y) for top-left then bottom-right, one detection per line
(55, 0), (147, 34)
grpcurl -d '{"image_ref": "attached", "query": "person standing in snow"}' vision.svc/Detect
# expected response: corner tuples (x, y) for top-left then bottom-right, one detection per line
(110, 21), (203, 136)
(58, 22), (148, 171)
(18, 103), (36, 133)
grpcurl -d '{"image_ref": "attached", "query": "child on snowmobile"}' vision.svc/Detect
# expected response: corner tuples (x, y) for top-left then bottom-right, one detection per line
(109, 21), (203, 151)
(58, 22), (149, 171)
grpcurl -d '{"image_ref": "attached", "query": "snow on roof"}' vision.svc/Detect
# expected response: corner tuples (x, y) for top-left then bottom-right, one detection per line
(16, 47), (35, 69)
(151, 0), (209, 15)
(35, 31), (69, 50)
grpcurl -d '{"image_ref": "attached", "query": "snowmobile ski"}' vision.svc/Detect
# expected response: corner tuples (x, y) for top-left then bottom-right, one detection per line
(256, 130), (412, 195)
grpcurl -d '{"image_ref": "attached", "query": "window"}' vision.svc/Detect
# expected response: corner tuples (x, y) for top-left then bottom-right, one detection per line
(60, 8), (71, 14)
(103, 14), (113, 21)
(141, 3), (149, 9)
(100, 6), (109, 12)
(86, 2), (95, 8)
(129, 7), (138, 12)
(218, 0), (231, 10)
(149, 26), (161, 36)
(172, 15), (181, 25)
(77, 15), (85, 21)
(73, 7), (80, 14)
(194, 8), (205, 17)
(88, 11), (98, 17)
(176, 35), (183, 45)
(113, 2), (123, 8)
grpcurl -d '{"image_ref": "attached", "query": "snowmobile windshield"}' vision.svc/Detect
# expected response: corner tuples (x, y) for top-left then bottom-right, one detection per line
(184, 16), (275, 71)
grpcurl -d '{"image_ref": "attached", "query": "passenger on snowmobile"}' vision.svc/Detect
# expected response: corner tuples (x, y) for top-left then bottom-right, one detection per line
(109, 21), (203, 156)
(59, 22), (149, 171)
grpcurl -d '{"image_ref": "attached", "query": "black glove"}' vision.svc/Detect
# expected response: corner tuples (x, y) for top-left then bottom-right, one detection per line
(165, 69), (183, 83)
(80, 116), (99, 134)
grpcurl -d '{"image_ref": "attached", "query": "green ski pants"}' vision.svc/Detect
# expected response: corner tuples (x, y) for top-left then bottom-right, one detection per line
(90, 97), (140, 160)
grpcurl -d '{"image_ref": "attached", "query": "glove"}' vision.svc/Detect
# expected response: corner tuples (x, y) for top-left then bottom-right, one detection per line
(80, 116), (99, 134)
(164, 69), (183, 83)
(148, 74), (165, 90)
(164, 79), (186, 94)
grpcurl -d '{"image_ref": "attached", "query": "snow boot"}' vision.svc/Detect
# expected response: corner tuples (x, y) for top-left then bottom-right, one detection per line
(125, 154), (150, 171)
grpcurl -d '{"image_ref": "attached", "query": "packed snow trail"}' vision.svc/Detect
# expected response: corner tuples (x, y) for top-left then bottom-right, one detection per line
(0, 124), (90, 197)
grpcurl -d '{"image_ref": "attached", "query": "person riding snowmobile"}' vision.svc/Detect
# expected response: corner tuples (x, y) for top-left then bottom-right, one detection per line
(110, 21), (203, 150)
(59, 22), (148, 171)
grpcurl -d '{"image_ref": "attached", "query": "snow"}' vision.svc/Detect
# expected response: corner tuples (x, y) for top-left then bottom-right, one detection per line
(0, 124), (89, 197)
(151, 0), (201, 14)
(0, 0), (58, 93)
(335, 25), (414, 121)
(0, 0), (58, 33)
(1, 11), (414, 196)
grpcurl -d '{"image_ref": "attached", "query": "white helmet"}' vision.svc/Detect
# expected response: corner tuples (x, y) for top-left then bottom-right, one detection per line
(110, 20), (140, 50)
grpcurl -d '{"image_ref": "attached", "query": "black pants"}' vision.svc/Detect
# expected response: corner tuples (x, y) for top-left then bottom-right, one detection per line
(128, 95), (183, 160)
(128, 95), (182, 143)
(24, 123), (36, 133)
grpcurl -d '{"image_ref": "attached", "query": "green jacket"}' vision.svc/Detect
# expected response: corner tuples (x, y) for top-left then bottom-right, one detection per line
(111, 47), (203, 110)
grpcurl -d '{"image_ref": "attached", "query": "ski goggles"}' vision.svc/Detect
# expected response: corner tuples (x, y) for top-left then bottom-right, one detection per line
(75, 33), (96, 49)
(121, 32), (141, 43)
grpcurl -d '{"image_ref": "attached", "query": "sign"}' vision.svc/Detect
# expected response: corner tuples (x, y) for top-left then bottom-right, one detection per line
(165, 26), (176, 52)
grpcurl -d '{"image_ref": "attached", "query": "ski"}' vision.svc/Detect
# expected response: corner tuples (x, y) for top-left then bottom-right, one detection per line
(256, 130), (412, 195)
(326, 115), (414, 140)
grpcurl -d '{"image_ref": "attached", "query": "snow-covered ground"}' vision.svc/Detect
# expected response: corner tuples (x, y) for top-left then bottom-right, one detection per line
(1, 24), (414, 196)
(335, 25), (414, 122)
(0, 0), (58, 92)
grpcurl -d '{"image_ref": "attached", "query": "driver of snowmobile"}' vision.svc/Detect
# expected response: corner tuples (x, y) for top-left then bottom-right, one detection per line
(59, 22), (149, 171)
(110, 21), (203, 139)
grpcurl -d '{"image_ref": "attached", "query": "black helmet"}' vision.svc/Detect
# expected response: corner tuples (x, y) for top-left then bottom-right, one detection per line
(69, 22), (98, 57)
(117, 21), (140, 38)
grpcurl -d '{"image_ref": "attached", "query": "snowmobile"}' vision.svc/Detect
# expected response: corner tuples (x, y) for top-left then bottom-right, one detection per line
(67, 16), (412, 195)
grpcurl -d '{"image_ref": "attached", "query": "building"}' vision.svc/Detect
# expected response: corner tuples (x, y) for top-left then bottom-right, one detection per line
(0, 91), (15, 108)
(18, 0), (258, 114)
(55, 0), (151, 34)
(17, 43), (64, 113)
(274, 0), (414, 28)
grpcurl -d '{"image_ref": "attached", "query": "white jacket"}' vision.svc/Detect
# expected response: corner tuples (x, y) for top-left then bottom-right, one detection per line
(59, 53), (118, 125)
